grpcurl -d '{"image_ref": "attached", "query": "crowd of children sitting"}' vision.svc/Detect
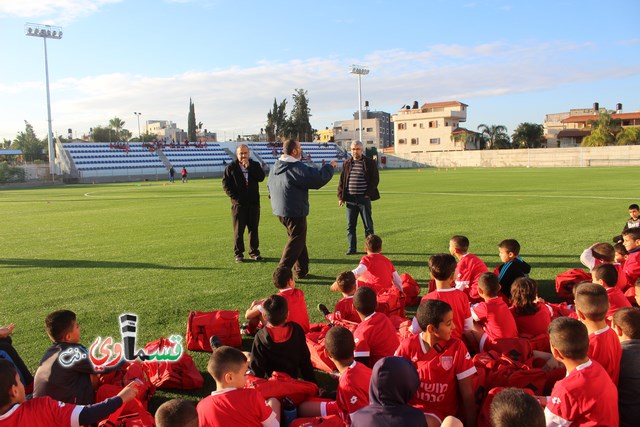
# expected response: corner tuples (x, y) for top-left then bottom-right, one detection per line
(2, 205), (640, 426)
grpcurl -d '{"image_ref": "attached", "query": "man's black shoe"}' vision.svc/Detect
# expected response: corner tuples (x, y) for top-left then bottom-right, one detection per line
(251, 255), (265, 262)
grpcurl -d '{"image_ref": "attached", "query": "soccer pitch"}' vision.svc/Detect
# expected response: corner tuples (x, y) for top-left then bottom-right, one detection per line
(0, 166), (634, 404)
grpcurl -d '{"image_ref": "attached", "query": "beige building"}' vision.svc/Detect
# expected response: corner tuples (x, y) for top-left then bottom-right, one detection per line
(391, 101), (477, 153)
(145, 120), (187, 142)
(333, 109), (393, 150)
(316, 128), (334, 143)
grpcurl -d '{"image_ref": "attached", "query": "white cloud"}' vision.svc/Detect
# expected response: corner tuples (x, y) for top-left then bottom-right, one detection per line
(0, 0), (122, 25)
(2, 41), (639, 141)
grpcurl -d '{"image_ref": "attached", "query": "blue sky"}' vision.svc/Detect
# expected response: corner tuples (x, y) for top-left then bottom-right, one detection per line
(1, 0), (639, 142)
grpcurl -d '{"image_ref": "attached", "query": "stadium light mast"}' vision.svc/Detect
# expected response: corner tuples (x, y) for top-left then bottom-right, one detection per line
(350, 65), (369, 144)
(25, 23), (62, 179)
(134, 112), (142, 141)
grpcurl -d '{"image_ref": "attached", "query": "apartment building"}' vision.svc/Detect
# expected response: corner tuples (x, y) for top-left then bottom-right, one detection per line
(333, 107), (394, 150)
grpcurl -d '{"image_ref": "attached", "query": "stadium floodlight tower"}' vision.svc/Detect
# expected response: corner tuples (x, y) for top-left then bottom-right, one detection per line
(350, 65), (369, 144)
(25, 23), (63, 179)
(134, 112), (142, 141)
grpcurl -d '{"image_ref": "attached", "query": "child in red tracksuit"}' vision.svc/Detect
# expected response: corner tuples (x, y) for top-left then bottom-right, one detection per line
(321, 271), (360, 326)
(351, 235), (403, 294)
(449, 235), (488, 303)
(592, 263), (631, 321)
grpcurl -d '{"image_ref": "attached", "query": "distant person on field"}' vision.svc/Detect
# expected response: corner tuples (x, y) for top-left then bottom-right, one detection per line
(197, 346), (280, 426)
(156, 398), (198, 427)
(613, 203), (640, 244)
(543, 317), (618, 426)
(449, 235), (488, 302)
(495, 239), (530, 299)
(338, 140), (380, 256)
(612, 307), (640, 427)
(33, 310), (122, 405)
(181, 167), (188, 183)
(222, 144), (266, 263)
(169, 166), (175, 183)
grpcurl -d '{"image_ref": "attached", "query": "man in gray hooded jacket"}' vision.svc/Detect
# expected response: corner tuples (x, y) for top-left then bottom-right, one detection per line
(268, 139), (337, 278)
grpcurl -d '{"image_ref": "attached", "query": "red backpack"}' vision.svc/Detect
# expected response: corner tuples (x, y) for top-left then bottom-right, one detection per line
(473, 351), (547, 397)
(555, 269), (591, 302)
(290, 415), (345, 427)
(305, 324), (337, 373)
(97, 397), (155, 427)
(185, 310), (242, 351)
(483, 337), (533, 366)
(245, 371), (319, 406)
(142, 338), (203, 390)
(400, 273), (421, 306)
(375, 287), (405, 317)
(97, 362), (155, 409)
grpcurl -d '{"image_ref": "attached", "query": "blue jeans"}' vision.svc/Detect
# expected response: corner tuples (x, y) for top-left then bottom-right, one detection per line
(346, 195), (374, 252)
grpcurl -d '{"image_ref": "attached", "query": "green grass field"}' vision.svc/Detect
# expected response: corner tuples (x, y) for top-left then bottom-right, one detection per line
(0, 166), (634, 409)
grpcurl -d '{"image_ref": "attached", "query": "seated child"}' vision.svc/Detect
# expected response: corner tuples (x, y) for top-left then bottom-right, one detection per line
(466, 272), (518, 352)
(543, 317), (618, 426)
(592, 263), (631, 321)
(249, 294), (316, 383)
(580, 241), (627, 290)
(395, 299), (476, 427)
(352, 286), (400, 368)
(0, 358), (140, 426)
(449, 235), (488, 302)
(320, 271), (360, 326)
(490, 388), (544, 427)
(615, 242), (629, 265)
(495, 239), (531, 299)
(612, 307), (640, 427)
(298, 326), (371, 424)
(0, 323), (33, 390)
(574, 282), (622, 384)
(351, 234), (403, 294)
(628, 279), (640, 307)
(412, 254), (472, 340)
(613, 203), (640, 244)
(350, 356), (428, 427)
(155, 398), (198, 427)
(509, 277), (552, 338)
(33, 309), (122, 405)
(197, 346), (280, 427)
(622, 228), (640, 289)
(245, 267), (310, 334)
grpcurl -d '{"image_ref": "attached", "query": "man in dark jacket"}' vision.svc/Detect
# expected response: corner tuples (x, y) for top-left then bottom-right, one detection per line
(337, 141), (380, 255)
(222, 144), (266, 263)
(268, 139), (336, 278)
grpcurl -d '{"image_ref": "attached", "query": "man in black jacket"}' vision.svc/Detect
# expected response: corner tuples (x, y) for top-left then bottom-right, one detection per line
(337, 141), (380, 255)
(222, 144), (266, 263)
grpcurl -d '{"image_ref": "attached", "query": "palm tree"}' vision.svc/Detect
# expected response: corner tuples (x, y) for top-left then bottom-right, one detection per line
(477, 124), (510, 149)
(616, 127), (640, 145)
(581, 111), (620, 147)
(511, 123), (545, 148)
(108, 117), (125, 141)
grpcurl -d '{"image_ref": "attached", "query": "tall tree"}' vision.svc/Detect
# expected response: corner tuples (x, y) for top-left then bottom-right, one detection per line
(289, 89), (313, 142)
(477, 124), (510, 149)
(11, 121), (47, 161)
(108, 117), (126, 141)
(265, 98), (277, 142)
(616, 127), (640, 145)
(188, 98), (197, 142)
(276, 99), (288, 140)
(581, 111), (620, 147)
(511, 122), (545, 148)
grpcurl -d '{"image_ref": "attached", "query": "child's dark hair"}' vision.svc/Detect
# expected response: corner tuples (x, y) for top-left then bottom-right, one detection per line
(629, 204), (639, 210)
(478, 272), (500, 297)
(590, 242), (615, 262)
(155, 398), (199, 427)
(45, 309), (77, 342)
(415, 299), (453, 332)
(592, 263), (618, 288)
(428, 253), (457, 281)
(262, 294), (288, 326)
(450, 235), (470, 252)
(353, 286), (377, 316)
(613, 307), (640, 340)
(325, 326), (355, 362)
(511, 277), (540, 316)
(0, 359), (18, 408)
(272, 267), (293, 290)
(365, 234), (382, 253)
(622, 228), (640, 240)
(490, 388), (545, 427)
(335, 271), (356, 294)
(548, 317), (589, 360)
(207, 346), (247, 382)
(574, 282), (609, 321)
(498, 239), (520, 255)
(614, 242), (629, 257)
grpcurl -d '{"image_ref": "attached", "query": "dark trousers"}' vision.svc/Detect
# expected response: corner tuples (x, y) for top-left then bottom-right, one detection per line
(277, 216), (309, 277)
(232, 204), (260, 258)
(346, 195), (374, 252)
(0, 337), (33, 386)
